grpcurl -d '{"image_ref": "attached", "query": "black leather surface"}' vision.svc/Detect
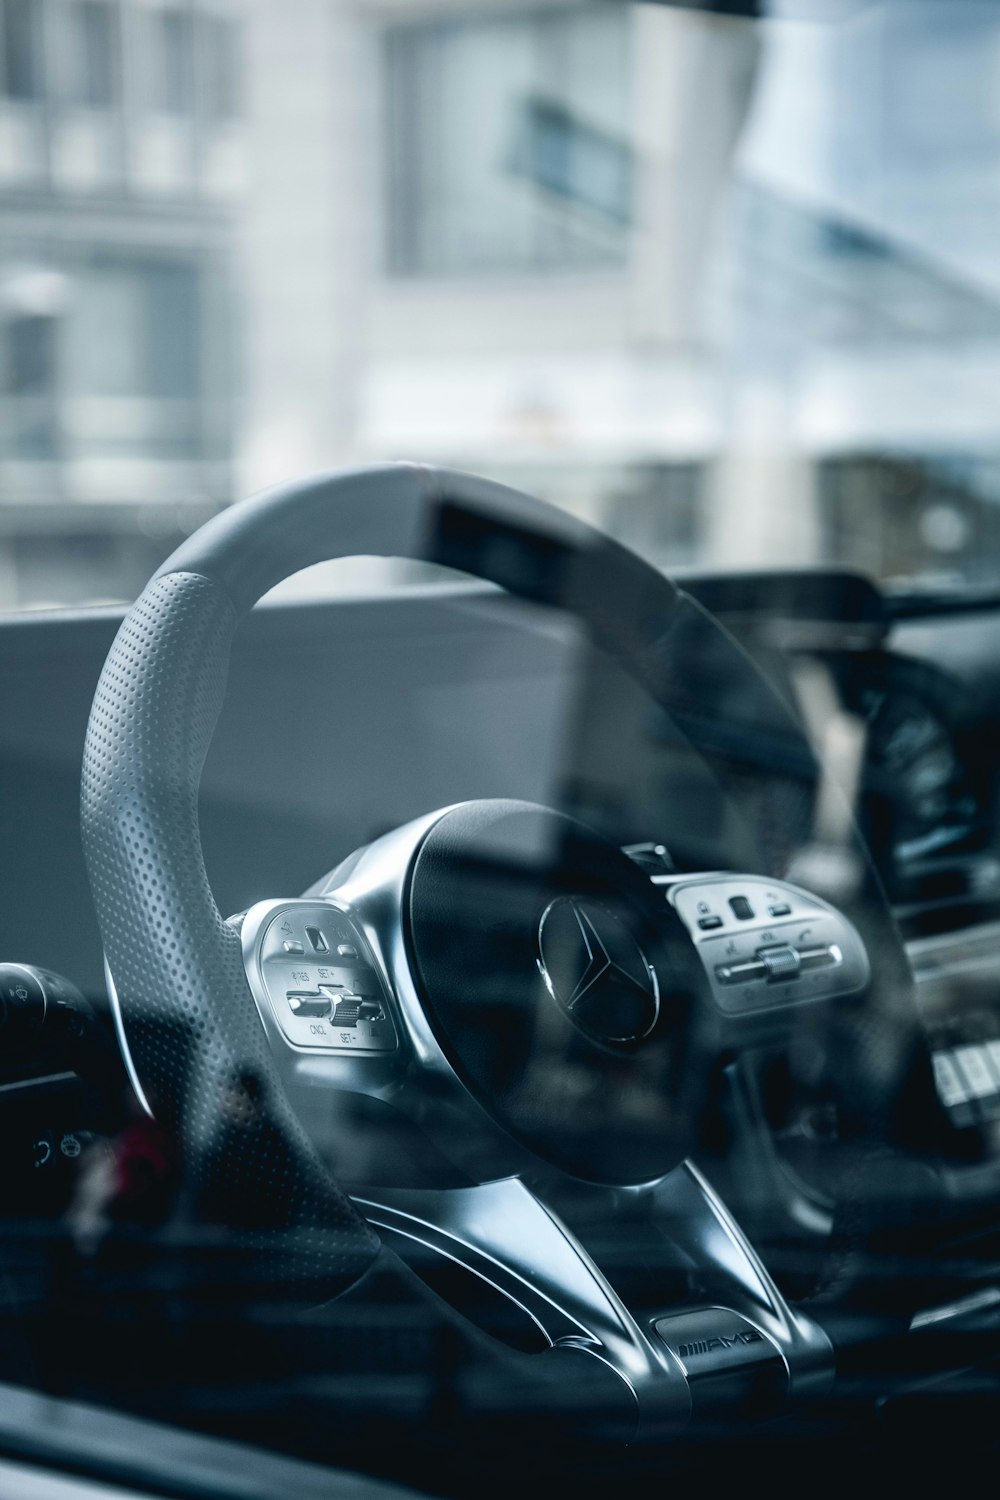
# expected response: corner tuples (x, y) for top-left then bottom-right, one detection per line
(406, 800), (713, 1184)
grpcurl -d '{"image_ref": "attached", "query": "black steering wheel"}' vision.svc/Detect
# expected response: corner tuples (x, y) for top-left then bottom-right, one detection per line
(80, 463), (942, 1441)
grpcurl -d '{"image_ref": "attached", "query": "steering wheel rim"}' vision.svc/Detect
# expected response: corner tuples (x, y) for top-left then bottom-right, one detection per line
(80, 461), (935, 1313)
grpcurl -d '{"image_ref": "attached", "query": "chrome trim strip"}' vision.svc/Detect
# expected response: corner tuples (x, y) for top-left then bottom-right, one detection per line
(103, 956), (153, 1117)
(910, 1286), (1000, 1331)
(355, 1161), (834, 1436)
(239, 823), (836, 1427)
(659, 1162), (833, 1398)
(354, 1175), (688, 1439)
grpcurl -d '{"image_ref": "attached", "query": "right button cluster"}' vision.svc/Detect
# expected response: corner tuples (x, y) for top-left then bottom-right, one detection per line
(669, 876), (871, 1016)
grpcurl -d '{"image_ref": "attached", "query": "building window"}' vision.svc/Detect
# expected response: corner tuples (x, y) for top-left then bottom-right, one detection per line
(3, 310), (60, 458)
(63, 0), (120, 108)
(65, 257), (201, 402)
(0, 255), (207, 464)
(385, 5), (632, 276)
(143, 5), (194, 114)
(1, 0), (43, 100)
(202, 12), (240, 122)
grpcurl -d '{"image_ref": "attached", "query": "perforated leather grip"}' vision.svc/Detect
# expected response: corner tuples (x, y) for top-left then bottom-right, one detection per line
(81, 570), (381, 1290)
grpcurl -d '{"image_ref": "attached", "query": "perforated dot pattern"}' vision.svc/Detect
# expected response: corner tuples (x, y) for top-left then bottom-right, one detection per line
(81, 571), (379, 1291)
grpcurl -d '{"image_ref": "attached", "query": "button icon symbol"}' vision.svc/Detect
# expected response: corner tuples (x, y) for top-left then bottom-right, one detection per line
(13, 985), (28, 1002)
(60, 1134), (81, 1159)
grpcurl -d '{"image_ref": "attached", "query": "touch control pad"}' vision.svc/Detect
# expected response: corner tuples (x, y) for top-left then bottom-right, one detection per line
(669, 876), (870, 1015)
(251, 903), (398, 1053)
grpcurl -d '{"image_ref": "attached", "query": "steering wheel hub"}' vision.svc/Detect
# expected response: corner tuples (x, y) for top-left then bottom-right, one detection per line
(404, 800), (712, 1185)
(537, 894), (661, 1046)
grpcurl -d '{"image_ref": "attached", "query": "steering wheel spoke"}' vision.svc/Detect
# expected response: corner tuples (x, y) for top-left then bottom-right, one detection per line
(354, 1162), (833, 1440)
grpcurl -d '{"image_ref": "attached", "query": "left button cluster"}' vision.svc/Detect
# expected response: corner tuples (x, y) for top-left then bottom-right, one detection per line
(252, 905), (398, 1054)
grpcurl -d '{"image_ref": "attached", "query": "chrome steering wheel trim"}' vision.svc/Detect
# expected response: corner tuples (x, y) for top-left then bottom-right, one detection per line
(238, 807), (835, 1437)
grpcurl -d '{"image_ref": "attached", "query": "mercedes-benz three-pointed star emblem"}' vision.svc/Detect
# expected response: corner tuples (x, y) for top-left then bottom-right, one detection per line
(536, 897), (660, 1046)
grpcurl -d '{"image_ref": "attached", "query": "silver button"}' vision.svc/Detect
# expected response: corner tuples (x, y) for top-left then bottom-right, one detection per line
(798, 944), (841, 971)
(287, 991), (332, 1018)
(716, 959), (768, 985)
(759, 945), (801, 982)
(283, 940), (304, 955)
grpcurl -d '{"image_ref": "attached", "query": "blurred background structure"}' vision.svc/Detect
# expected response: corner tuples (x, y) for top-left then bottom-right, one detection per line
(3, 0), (1000, 608)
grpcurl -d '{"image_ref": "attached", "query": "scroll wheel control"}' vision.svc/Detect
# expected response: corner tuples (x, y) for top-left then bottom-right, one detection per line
(758, 944), (801, 981)
(317, 987), (384, 1027)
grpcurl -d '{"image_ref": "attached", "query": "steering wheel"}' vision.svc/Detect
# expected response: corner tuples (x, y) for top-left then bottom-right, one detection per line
(81, 464), (942, 1442)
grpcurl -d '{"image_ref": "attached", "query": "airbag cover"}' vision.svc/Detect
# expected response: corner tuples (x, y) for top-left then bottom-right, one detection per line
(405, 800), (711, 1184)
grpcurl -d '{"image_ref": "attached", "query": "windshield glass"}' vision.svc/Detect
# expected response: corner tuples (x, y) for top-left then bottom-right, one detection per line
(3, 7), (1000, 1494)
(1, 0), (997, 606)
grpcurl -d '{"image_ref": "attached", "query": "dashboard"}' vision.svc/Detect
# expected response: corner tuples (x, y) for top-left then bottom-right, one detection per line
(2, 575), (1000, 1147)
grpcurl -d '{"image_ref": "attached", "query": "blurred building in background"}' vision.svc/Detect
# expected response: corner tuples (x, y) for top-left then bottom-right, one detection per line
(3, 0), (1000, 608)
(0, 0), (242, 605)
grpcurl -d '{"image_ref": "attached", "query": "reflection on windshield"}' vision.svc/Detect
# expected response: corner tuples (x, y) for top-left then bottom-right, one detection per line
(0, 0), (998, 607)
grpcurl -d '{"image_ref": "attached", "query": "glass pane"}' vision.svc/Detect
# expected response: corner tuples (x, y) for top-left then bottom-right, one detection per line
(202, 12), (240, 121)
(143, 259), (200, 398)
(64, 0), (118, 108)
(144, 5), (193, 113)
(58, 258), (202, 456)
(1, 0), (41, 99)
(387, 6), (630, 275)
(65, 263), (145, 397)
(3, 311), (59, 458)
(7, 313), (55, 396)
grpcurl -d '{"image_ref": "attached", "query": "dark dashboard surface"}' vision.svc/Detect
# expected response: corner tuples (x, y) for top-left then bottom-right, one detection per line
(2, 568), (1000, 1161)
(1, 569), (998, 992)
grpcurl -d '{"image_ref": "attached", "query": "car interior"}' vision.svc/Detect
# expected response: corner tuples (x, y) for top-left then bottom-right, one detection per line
(1, 1), (999, 1496)
(0, 462), (997, 1494)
